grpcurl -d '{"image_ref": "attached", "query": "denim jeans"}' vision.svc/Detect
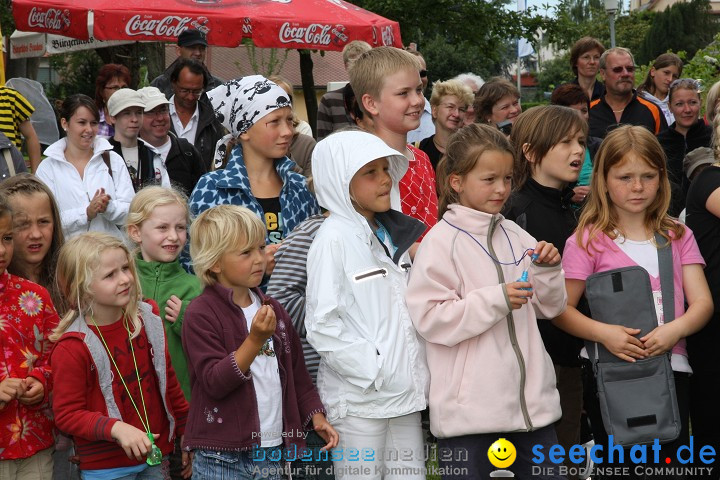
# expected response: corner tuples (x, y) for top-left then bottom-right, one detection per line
(192, 448), (282, 480)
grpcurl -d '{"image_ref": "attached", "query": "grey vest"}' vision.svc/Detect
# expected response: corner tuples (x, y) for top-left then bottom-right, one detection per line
(65, 302), (176, 442)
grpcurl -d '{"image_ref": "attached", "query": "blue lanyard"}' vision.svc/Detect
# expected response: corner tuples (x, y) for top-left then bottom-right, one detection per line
(443, 218), (533, 266)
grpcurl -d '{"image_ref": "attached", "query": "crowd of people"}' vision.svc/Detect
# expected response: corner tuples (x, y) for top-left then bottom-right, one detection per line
(0, 27), (719, 480)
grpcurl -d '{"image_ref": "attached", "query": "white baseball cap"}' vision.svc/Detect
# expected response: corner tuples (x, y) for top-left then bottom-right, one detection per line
(137, 86), (170, 112)
(107, 88), (145, 117)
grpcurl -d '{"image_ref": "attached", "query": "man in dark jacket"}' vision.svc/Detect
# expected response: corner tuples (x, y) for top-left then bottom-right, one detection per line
(138, 87), (206, 196)
(150, 29), (223, 99)
(589, 47), (667, 138)
(167, 58), (225, 171)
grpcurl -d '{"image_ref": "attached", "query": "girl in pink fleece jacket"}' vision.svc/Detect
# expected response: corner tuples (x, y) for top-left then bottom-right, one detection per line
(406, 124), (567, 480)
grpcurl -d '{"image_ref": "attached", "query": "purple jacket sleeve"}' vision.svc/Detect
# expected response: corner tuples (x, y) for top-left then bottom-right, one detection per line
(182, 297), (253, 400)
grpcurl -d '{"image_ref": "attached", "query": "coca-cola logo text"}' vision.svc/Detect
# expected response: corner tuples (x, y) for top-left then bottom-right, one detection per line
(381, 26), (394, 46)
(28, 7), (71, 32)
(242, 18), (252, 35)
(125, 15), (196, 37)
(278, 22), (336, 46)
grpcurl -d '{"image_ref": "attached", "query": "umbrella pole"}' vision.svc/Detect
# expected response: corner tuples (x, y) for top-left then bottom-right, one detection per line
(299, 49), (318, 138)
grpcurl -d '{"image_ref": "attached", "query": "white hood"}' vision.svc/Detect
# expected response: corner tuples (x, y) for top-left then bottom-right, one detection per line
(311, 130), (407, 225)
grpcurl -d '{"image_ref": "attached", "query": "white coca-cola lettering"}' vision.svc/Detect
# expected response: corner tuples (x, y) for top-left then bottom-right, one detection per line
(278, 22), (332, 46)
(28, 7), (67, 31)
(331, 25), (348, 43)
(125, 15), (194, 37)
(190, 17), (210, 34)
(381, 26), (394, 46)
(242, 17), (252, 35)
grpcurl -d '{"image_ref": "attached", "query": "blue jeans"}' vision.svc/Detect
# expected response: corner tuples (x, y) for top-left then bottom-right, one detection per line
(113, 458), (169, 480)
(192, 448), (282, 480)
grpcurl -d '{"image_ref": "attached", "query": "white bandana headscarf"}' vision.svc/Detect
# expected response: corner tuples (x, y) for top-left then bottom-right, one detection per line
(207, 75), (292, 168)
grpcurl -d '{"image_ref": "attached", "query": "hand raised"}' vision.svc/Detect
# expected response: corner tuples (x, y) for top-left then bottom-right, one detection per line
(249, 305), (276, 343)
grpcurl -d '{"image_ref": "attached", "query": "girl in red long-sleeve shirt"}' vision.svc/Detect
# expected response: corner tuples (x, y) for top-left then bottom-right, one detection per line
(50, 232), (189, 479)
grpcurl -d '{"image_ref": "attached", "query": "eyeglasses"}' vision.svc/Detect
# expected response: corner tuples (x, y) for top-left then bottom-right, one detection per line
(176, 87), (204, 97)
(145, 107), (170, 118)
(609, 65), (636, 74)
(439, 103), (467, 114)
(104, 85), (126, 91)
(420, 70), (428, 78)
(669, 78), (703, 93)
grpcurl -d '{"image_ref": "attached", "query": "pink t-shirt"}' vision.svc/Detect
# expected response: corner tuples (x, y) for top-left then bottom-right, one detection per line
(563, 225), (705, 358)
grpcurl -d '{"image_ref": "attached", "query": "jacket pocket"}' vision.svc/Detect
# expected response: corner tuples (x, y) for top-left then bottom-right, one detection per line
(352, 267), (388, 283)
(454, 341), (473, 405)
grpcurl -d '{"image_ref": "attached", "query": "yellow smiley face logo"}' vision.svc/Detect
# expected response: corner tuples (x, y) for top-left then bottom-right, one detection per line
(488, 438), (517, 469)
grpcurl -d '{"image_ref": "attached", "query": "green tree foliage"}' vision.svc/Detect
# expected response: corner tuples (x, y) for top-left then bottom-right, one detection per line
(545, 0), (653, 54)
(352, 0), (553, 79)
(536, 53), (573, 95)
(0, 0), (14, 37)
(638, 0), (718, 65)
(46, 50), (103, 100)
(420, 35), (515, 84)
(681, 34), (720, 114)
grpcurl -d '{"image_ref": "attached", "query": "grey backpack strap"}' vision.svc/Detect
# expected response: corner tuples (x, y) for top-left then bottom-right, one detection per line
(655, 232), (675, 323)
(2, 148), (14, 177)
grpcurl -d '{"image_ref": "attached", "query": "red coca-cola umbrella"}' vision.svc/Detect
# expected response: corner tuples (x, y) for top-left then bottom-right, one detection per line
(12, 0), (402, 51)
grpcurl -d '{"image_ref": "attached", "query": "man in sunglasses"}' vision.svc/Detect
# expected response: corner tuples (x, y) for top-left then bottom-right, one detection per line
(589, 47), (667, 138)
(169, 58), (225, 170)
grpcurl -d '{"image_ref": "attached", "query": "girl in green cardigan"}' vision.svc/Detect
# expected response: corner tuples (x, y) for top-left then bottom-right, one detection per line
(127, 186), (202, 480)
(127, 186), (202, 401)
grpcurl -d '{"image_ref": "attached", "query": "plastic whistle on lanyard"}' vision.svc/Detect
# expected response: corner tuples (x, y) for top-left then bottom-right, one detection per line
(517, 253), (539, 291)
(89, 314), (163, 468)
(147, 434), (162, 466)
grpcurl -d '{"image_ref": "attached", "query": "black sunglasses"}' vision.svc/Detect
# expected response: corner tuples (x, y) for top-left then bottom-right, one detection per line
(420, 69), (428, 78)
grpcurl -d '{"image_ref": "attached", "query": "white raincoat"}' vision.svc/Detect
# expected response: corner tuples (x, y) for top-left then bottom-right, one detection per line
(37, 137), (135, 240)
(306, 131), (429, 421)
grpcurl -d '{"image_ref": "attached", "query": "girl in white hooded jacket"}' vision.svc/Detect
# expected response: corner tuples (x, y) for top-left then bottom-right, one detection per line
(306, 130), (429, 480)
